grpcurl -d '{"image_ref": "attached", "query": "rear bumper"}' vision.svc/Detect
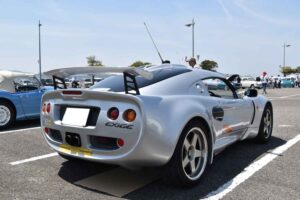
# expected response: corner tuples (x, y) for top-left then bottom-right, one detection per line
(41, 116), (169, 169)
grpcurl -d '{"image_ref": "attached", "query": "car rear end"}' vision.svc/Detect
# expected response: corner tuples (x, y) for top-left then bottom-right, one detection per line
(41, 89), (146, 167)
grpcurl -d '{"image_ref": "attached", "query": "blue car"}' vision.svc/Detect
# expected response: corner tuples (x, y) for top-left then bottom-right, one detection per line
(281, 77), (295, 88)
(0, 71), (52, 129)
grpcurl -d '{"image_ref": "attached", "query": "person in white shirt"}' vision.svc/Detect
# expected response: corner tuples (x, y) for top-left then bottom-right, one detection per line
(261, 72), (268, 94)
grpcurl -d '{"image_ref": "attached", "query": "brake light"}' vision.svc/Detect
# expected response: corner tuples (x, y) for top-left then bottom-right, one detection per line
(46, 103), (51, 113)
(107, 107), (119, 120)
(44, 127), (49, 134)
(42, 103), (46, 113)
(117, 138), (124, 147)
(62, 91), (82, 95)
(123, 109), (136, 122)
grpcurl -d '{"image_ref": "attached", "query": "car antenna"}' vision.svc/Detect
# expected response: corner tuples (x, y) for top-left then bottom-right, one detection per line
(144, 22), (170, 64)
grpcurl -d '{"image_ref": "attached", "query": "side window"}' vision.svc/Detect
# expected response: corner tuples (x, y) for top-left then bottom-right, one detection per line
(202, 78), (235, 99)
(14, 77), (40, 92)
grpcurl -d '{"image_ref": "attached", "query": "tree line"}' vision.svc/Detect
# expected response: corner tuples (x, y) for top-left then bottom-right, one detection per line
(86, 55), (219, 71)
(280, 66), (300, 76)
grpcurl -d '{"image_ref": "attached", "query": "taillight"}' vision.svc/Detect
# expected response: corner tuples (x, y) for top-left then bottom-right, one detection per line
(46, 103), (51, 113)
(44, 127), (49, 134)
(62, 91), (82, 95)
(42, 103), (46, 113)
(117, 138), (124, 147)
(123, 109), (136, 122)
(107, 107), (119, 120)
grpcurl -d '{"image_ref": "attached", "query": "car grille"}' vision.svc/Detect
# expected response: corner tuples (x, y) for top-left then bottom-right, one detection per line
(49, 129), (63, 142)
(89, 135), (119, 150)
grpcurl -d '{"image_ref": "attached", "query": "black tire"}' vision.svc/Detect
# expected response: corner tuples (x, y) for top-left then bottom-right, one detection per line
(163, 120), (211, 187)
(0, 101), (15, 130)
(255, 104), (273, 143)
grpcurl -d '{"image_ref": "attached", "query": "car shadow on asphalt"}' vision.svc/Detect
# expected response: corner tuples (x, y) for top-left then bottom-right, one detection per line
(0, 119), (40, 132)
(56, 136), (285, 199)
(57, 159), (117, 183)
(126, 136), (286, 200)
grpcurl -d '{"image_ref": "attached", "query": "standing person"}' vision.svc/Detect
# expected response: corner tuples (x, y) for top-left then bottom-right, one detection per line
(261, 71), (268, 94)
(277, 75), (281, 88)
(296, 75), (300, 87)
(185, 57), (197, 68)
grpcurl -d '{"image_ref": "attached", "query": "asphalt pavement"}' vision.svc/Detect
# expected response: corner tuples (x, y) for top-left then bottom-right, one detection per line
(0, 88), (299, 200)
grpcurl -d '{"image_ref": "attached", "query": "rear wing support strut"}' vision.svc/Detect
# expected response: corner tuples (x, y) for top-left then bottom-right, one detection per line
(123, 72), (140, 95)
(53, 75), (67, 90)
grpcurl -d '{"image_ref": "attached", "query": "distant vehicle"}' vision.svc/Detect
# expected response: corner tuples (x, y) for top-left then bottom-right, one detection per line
(203, 78), (226, 90)
(241, 76), (262, 89)
(281, 77), (294, 88)
(41, 65), (273, 186)
(226, 75), (241, 90)
(0, 71), (53, 129)
(84, 78), (93, 88)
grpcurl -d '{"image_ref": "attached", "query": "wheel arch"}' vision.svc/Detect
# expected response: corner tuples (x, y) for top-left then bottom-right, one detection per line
(0, 97), (17, 118)
(174, 115), (215, 165)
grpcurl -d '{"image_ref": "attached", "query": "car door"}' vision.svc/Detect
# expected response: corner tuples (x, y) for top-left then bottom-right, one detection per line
(13, 77), (43, 118)
(203, 77), (254, 146)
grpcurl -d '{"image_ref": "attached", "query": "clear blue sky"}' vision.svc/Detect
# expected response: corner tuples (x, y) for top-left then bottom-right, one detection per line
(0, 0), (299, 76)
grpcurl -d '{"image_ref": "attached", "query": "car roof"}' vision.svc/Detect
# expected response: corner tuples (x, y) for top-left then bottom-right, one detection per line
(0, 70), (34, 93)
(145, 64), (226, 79)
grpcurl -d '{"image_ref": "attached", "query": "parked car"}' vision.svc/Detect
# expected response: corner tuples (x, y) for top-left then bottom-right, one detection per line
(281, 77), (295, 88)
(241, 76), (262, 89)
(41, 65), (273, 186)
(0, 70), (52, 129)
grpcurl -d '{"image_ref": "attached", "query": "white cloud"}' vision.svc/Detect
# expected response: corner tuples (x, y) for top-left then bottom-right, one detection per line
(217, 0), (233, 22)
(234, 0), (300, 27)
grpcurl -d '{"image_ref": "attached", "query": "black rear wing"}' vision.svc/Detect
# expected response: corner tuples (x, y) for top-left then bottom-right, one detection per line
(45, 66), (153, 95)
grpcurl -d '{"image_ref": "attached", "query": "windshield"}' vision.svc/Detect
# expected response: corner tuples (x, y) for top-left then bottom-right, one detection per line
(91, 68), (191, 92)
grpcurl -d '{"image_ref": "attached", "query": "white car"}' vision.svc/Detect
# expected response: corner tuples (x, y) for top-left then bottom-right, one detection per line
(241, 76), (262, 89)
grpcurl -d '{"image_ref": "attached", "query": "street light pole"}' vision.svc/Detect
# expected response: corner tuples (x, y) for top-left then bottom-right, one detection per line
(185, 19), (195, 58)
(38, 20), (42, 81)
(283, 43), (291, 68)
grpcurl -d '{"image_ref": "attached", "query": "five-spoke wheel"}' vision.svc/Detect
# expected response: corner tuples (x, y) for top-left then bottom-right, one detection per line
(164, 120), (210, 186)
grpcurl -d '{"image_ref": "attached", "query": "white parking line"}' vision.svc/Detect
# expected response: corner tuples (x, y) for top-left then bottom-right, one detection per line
(280, 94), (300, 99)
(278, 124), (294, 128)
(9, 152), (58, 166)
(0, 127), (40, 135)
(202, 134), (300, 200)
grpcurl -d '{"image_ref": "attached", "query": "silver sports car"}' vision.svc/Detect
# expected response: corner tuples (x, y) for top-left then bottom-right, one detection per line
(41, 64), (273, 186)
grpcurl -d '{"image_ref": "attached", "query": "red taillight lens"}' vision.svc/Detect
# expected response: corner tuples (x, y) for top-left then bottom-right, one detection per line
(123, 109), (136, 122)
(46, 103), (51, 113)
(44, 127), (49, 134)
(107, 107), (119, 120)
(117, 138), (124, 147)
(62, 91), (82, 95)
(42, 103), (46, 113)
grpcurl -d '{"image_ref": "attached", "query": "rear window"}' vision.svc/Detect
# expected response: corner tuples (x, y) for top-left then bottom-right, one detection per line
(91, 68), (191, 92)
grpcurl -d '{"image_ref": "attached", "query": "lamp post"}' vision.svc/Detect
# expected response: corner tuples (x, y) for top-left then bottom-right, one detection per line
(38, 20), (42, 81)
(283, 43), (291, 68)
(185, 19), (195, 58)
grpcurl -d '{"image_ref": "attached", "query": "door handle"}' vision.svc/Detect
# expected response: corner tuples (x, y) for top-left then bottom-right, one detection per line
(212, 106), (224, 121)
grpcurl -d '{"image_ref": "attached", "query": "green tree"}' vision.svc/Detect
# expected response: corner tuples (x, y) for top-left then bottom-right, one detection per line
(86, 56), (103, 66)
(200, 60), (218, 71)
(296, 66), (300, 73)
(280, 66), (295, 76)
(130, 60), (151, 68)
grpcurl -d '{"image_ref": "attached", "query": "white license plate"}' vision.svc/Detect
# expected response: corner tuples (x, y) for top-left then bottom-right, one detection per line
(62, 107), (90, 127)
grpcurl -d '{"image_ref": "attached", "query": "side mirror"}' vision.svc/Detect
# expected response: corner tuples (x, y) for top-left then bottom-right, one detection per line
(244, 88), (258, 97)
